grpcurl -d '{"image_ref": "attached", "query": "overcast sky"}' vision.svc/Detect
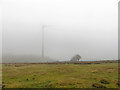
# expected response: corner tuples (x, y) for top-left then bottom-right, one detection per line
(2, 0), (119, 61)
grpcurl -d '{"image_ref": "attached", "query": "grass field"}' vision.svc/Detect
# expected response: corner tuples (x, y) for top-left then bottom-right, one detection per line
(2, 62), (118, 88)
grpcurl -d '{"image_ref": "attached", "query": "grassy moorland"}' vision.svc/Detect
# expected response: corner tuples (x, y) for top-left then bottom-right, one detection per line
(2, 61), (118, 88)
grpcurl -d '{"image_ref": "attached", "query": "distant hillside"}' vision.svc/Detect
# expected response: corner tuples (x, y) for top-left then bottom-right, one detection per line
(2, 55), (57, 63)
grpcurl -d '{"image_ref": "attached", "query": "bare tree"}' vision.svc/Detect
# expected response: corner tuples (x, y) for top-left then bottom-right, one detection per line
(70, 54), (81, 62)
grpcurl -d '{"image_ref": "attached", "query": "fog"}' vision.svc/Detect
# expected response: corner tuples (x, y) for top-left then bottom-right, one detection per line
(118, 1), (120, 60)
(0, 0), (2, 62)
(2, 0), (118, 61)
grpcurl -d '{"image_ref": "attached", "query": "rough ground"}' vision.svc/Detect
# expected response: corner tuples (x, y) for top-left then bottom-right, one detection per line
(2, 62), (118, 88)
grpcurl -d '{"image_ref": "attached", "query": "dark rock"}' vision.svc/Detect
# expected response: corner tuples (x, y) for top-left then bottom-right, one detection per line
(32, 78), (35, 80)
(2, 85), (5, 88)
(99, 79), (109, 84)
(92, 83), (106, 88)
(26, 78), (29, 81)
(116, 82), (120, 86)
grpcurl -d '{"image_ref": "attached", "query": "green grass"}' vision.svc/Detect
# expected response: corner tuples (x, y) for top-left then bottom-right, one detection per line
(2, 63), (118, 88)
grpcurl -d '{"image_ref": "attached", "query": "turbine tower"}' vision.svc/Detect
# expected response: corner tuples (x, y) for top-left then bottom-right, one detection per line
(42, 25), (45, 58)
(42, 25), (50, 58)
